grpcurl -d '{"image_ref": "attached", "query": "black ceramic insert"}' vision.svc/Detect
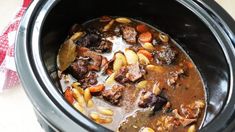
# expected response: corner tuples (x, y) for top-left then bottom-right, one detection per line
(15, 0), (235, 132)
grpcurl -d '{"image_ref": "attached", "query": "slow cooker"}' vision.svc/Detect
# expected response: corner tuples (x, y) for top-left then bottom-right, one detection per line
(15, 0), (235, 131)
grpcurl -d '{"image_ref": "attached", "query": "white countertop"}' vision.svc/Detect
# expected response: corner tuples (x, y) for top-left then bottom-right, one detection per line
(0, 0), (234, 132)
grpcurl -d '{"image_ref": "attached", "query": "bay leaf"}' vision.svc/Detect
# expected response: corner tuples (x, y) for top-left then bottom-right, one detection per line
(57, 39), (77, 72)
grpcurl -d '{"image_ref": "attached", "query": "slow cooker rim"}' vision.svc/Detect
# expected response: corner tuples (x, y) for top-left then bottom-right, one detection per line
(179, 1), (235, 131)
(15, 0), (235, 131)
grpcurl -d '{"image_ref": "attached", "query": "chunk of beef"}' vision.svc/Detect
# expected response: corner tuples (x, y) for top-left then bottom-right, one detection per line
(69, 57), (89, 80)
(121, 26), (137, 44)
(138, 91), (167, 109)
(94, 40), (113, 53)
(167, 68), (184, 87)
(77, 47), (102, 71)
(114, 67), (129, 84)
(77, 27), (113, 53)
(80, 71), (98, 88)
(78, 28), (101, 47)
(154, 45), (177, 65)
(102, 85), (124, 105)
(126, 63), (143, 82)
(85, 52), (102, 71)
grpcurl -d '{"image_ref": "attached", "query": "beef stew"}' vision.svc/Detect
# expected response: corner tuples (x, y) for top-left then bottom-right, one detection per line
(57, 16), (206, 132)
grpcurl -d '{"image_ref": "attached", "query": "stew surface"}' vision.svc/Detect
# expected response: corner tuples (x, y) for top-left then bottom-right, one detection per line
(57, 16), (206, 132)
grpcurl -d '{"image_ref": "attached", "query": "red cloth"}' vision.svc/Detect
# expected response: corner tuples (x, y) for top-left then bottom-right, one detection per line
(0, 0), (31, 91)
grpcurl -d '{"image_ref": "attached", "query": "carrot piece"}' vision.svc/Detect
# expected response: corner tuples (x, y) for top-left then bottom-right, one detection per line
(136, 24), (148, 33)
(186, 61), (194, 69)
(138, 31), (152, 43)
(137, 50), (153, 60)
(64, 87), (75, 104)
(89, 84), (105, 93)
(106, 69), (113, 75)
